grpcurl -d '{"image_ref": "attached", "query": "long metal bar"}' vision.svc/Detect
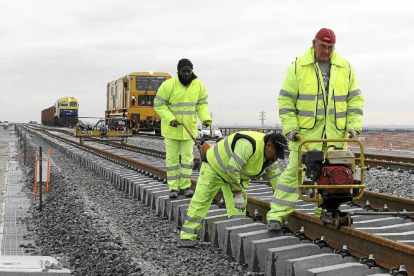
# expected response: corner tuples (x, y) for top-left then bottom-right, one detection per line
(38, 128), (168, 179)
(287, 211), (414, 275)
(347, 211), (414, 216)
(179, 122), (203, 154)
(246, 198), (414, 275)
(356, 191), (414, 219)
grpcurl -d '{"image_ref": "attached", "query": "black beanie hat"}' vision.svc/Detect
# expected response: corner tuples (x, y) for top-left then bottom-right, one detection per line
(264, 132), (288, 160)
(177, 58), (193, 71)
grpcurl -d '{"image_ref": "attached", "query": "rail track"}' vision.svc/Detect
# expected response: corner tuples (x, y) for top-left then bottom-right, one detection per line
(37, 124), (414, 172)
(20, 124), (414, 275)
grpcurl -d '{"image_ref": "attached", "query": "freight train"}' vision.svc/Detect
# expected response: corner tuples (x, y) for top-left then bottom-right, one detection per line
(41, 96), (79, 127)
(106, 72), (171, 135)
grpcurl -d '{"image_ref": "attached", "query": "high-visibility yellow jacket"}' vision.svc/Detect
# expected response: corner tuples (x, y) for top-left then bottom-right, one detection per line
(279, 47), (364, 151)
(154, 74), (212, 140)
(205, 131), (280, 193)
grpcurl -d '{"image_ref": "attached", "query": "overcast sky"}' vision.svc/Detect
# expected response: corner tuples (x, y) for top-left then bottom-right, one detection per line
(1, 0), (413, 127)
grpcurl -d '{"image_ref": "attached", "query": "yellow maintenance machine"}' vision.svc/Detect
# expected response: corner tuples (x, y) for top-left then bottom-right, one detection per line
(74, 118), (132, 143)
(106, 72), (171, 135)
(297, 133), (367, 229)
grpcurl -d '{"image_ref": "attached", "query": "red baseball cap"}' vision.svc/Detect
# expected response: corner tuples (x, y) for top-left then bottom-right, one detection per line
(315, 28), (336, 44)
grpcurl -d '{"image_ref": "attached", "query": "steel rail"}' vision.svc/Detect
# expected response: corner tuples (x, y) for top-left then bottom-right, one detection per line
(36, 128), (168, 179)
(355, 191), (414, 219)
(356, 153), (414, 164)
(355, 153), (414, 170)
(39, 125), (414, 170)
(287, 212), (414, 275)
(357, 158), (414, 170)
(34, 127), (414, 275)
(86, 137), (167, 157)
(245, 198), (414, 275)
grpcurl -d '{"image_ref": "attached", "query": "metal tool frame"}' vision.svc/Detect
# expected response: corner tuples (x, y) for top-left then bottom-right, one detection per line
(297, 135), (367, 204)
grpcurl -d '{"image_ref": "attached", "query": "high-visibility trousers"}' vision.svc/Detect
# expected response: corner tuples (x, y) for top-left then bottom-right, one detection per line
(165, 138), (195, 191)
(180, 162), (247, 241)
(266, 150), (304, 223)
(266, 149), (323, 223)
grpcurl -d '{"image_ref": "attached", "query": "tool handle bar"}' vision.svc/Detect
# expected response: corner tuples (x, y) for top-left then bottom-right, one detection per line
(178, 122), (203, 154)
(295, 134), (311, 151)
(295, 132), (353, 151)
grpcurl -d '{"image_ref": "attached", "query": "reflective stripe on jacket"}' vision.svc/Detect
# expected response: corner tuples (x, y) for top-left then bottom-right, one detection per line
(278, 47), (364, 151)
(206, 131), (280, 193)
(154, 74), (212, 140)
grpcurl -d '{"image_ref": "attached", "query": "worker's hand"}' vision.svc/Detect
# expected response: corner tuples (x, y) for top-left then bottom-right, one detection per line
(234, 193), (245, 211)
(286, 130), (299, 142)
(170, 119), (179, 127)
(347, 130), (359, 139)
(203, 120), (212, 127)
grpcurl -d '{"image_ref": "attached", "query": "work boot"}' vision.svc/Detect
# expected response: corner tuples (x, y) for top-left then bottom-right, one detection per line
(169, 189), (179, 198)
(267, 220), (282, 231)
(178, 239), (196, 248)
(181, 188), (194, 197)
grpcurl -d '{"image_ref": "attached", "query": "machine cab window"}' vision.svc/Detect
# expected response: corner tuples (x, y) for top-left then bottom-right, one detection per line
(136, 77), (166, 91)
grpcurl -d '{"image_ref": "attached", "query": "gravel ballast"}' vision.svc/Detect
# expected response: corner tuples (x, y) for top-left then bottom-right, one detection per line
(18, 133), (414, 276)
(20, 133), (252, 276)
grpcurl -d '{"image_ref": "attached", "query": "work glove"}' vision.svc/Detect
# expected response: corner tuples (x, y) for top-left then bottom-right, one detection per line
(203, 120), (212, 127)
(286, 130), (299, 142)
(347, 130), (359, 139)
(169, 119), (179, 127)
(234, 193), (245, 211)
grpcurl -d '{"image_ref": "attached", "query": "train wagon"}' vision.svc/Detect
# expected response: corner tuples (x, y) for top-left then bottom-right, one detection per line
(41, 96), (79, 127)
(106, 72), (171, 135)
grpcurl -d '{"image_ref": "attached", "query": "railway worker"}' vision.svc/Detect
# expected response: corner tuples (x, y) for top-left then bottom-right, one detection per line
(154, 58), (212, 199)
(179, 131), (287, 247)
(266, 28), (364, 231)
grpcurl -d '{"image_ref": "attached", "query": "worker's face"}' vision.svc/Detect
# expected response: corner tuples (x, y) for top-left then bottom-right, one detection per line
(265, 143), (277, 159)
(313, 39), (335, 62)
(178, 66), (193, 81)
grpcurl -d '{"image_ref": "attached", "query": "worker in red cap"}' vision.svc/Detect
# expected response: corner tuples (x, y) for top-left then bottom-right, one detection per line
(267, 28), (364, 231)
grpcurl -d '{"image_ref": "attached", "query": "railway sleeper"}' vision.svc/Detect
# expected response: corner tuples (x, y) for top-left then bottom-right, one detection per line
(22, 126), (402, 276)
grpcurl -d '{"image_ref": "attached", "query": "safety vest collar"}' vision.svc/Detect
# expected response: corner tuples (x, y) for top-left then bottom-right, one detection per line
(298, 47), (345, 68)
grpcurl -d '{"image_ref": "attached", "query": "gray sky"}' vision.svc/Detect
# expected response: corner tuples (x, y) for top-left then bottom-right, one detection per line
(1, 0), (413, 127)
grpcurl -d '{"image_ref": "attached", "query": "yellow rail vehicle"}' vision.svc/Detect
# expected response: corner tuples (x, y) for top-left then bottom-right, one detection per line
(106, 72), (171, 135)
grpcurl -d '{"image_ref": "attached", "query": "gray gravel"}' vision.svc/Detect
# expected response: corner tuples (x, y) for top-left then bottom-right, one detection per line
(364, 168), (414, 199)
(20, 132), (251, 276)
(127, 136), (414, 200)
(135, 136), (414, 199)
(17, 133), (414, 276)
(127, 136), (202, 158)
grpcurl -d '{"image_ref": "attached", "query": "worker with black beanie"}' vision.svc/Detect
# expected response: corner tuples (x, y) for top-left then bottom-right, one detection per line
(154, 59), (213, 199)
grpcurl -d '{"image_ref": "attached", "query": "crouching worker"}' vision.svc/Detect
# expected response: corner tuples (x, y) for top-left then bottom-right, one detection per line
(179, 131), (287, 247)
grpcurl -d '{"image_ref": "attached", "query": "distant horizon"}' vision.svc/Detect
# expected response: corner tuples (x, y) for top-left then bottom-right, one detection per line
(215, 124), (414, 130)
(9, 119), (414, 131)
